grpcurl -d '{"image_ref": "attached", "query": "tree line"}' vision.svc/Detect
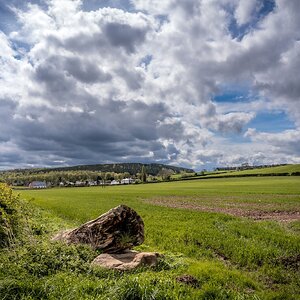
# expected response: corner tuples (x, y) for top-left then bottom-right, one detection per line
(0, 166), (180, 186)
(0, 170), (136, 186)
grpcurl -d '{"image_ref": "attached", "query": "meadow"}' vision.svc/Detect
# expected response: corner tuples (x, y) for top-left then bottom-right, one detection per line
(1, 177), (300, 299)
(173, 164), (300, 181)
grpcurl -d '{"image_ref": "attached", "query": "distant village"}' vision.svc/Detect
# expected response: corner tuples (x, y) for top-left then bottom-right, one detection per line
(28, 178), (136, 189)
(2, 163), (292, 189)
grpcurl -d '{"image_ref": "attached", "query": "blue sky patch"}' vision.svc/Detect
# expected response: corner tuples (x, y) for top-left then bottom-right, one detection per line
(228, 0), (276, 40)
(248, 111), (295, 133)
(139, 55), (153, 69)
(213, 85), (256, 103)
(0, 0), (48, 33)
(82, 0), (134, 12)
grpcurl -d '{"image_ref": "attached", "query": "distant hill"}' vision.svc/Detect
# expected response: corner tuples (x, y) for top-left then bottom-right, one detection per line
(210, 164), (300, 177)
(4, 163), (194, 176)
(192, 164), (300, 180)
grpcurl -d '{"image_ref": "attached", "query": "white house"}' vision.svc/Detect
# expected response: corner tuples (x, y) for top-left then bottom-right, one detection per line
(29, 181), (47, 189)
(88, 181), (97, 186)
(121, 178), (135, 184)
(111, 180), (120, 185)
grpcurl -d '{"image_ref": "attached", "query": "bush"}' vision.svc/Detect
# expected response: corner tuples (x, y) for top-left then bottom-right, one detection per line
(291, 172), (300, 176)
(0, 184), (24, 248)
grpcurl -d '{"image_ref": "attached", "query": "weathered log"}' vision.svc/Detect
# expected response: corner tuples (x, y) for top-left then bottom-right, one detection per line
(53, 205), (144, 253)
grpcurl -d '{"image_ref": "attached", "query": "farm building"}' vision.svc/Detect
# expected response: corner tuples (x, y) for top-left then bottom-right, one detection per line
(111, 180), (120, 185)
(28, 181), (47, 189)
(121, 178), (135, 184)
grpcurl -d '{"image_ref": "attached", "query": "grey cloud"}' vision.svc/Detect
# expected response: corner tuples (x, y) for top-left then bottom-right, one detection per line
(51, 21), (148, 56)
(63, 57), (112, 83)
(216, 113), (255, 134)
(34, 55), (111, 86)
(30, 57), (103, 109)
(59, 32), (107, 54)
(0, 99), (17, 142)
(115, 67), (144, 90)
(196, 150), (223, 164)
(0, 151), (22, 164)
(158, 121), (185, 140)
(166, 143), (180, 160)
(33, 61), (75, 96)
(177, 0), (201, 16)
(254, 41), (300, 124)
(104, 22), (147, 54)
(10, 98), (182, 165)
(200, 112), (254, 135)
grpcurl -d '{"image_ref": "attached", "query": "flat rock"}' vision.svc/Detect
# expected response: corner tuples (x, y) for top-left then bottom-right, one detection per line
(91, 251), (160, 270)
(52, 205), (144, 253)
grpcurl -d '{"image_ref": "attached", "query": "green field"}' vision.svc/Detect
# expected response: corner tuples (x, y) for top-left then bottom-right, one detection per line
(1, 177), (300, 299)
(194, 164), (300, 179)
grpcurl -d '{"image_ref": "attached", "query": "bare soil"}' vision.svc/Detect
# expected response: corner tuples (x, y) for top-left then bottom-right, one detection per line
(145, 195), (300, 222)
(176, 274), (200, 288)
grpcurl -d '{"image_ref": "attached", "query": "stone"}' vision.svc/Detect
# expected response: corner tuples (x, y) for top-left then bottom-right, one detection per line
(52, 205), (144, 253)
(91, 250), (160, 270)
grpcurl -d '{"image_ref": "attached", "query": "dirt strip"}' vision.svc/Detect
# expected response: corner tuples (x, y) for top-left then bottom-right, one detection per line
(145, 196), (300, 222)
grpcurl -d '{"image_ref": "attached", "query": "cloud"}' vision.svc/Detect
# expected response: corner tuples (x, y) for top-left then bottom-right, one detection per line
(63, 56), (112, 84)
(0, 0), (299, 169)
(0, 31), (15, 57)
(104, 22), (147, 54)
(235, 0), (259, 26)
(0, 99), (17, 142)
(245, 128), (300, 156)
(211, 112), (255, 134)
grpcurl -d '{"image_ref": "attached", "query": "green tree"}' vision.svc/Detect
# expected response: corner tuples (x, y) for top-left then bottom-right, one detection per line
(141, 165), (147, 183)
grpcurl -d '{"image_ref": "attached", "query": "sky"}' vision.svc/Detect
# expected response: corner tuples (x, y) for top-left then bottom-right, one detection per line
(0, 0), (300, 171)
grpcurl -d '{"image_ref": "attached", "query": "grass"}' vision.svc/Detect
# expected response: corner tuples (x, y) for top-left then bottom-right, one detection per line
(171, 164), (300, 181)
(19, 177), (300, 221)
(1, 176), (300, 299)
(191, 164), (300, 179)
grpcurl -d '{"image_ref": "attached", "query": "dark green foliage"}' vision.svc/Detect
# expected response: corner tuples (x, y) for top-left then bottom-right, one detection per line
(0, 163), (194, 184)
(0, 183), (24, 248)
(291, 172), (300, 176)
(0, 163), (194, 187)
(141, 165), (147, 183)
(41, 163), (194, 175)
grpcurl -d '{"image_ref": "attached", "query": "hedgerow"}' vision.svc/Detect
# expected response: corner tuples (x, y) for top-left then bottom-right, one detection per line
(0, 183), (24, 248)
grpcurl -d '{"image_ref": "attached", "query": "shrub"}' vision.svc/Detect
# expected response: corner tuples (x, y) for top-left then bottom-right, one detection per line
(0, 184), (23, 248)
(291, 172), (300, 176)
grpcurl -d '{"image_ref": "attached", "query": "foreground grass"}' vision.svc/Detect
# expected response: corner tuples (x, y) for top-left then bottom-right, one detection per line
(1, 177), (299, 299)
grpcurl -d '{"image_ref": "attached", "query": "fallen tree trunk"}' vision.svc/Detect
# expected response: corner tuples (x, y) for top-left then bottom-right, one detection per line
(53, 205), (144, 253)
